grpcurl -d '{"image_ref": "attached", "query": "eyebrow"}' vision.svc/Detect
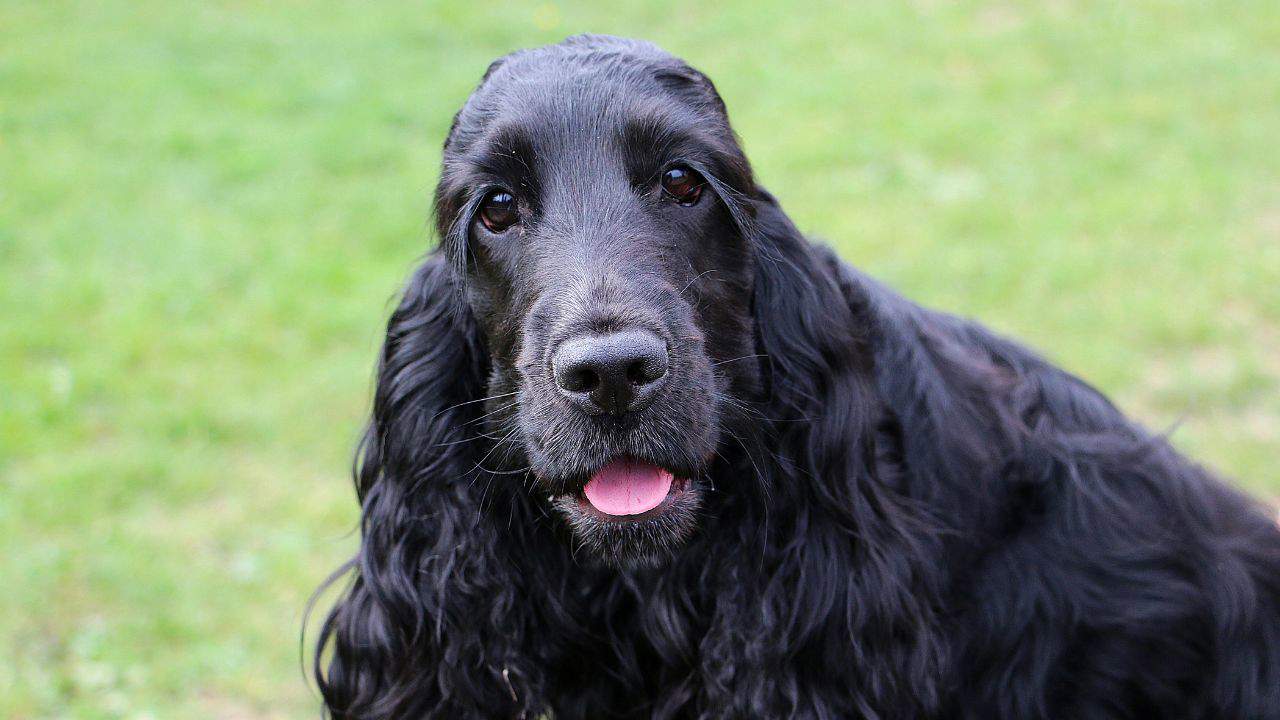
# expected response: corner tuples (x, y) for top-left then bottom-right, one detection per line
(617, 111), (687, 162)
(472, 124), (538, 182)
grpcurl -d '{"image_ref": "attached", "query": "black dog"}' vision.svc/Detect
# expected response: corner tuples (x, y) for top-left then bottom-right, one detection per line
(315, 35), (1280, 719)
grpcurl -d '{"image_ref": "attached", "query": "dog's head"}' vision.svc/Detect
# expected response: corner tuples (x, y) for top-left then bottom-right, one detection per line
(322, 36), (908, 716)
(433, 36), (765, 565)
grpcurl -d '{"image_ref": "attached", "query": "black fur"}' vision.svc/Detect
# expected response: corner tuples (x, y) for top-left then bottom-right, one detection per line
(314, 36), (1280, 719)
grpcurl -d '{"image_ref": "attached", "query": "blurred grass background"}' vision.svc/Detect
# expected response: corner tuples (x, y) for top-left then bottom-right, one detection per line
(2, 0), (1278, 717)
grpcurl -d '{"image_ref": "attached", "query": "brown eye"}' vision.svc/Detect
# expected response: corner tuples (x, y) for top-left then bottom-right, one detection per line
(660, 166), (704, 206)
(478, 190), (518, 232)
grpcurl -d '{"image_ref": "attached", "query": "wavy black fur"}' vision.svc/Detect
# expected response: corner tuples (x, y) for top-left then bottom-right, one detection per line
(314, 36), (1280, 719)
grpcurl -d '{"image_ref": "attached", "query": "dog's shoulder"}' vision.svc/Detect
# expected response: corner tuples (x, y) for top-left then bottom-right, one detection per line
(817, 247), (1280, 717)
(819, 243), (1277, 532)
(817, 246), (1128, 449)
(820, 241), (1280, 546)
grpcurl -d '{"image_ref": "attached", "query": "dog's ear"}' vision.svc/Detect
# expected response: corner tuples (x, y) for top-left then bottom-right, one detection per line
(746, 190), (878, 436)
(355, 254), (486, 500)
(314, 255), (536, 719)
(742, 187), (893, 518)
(733, 190), (947, 712)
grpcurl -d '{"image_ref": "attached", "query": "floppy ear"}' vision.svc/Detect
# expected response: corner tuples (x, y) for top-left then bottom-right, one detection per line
(314, 254), (542, 719)
(732, 190), (948, 714)
(746, 190), (881, 482)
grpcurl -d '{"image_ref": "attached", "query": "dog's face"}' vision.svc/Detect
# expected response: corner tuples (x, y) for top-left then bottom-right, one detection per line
(435, 37), (762, 565)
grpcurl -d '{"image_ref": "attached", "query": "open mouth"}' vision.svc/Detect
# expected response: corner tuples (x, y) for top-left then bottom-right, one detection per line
(576, 459), (691, 521)
(549, 457), (701, 566)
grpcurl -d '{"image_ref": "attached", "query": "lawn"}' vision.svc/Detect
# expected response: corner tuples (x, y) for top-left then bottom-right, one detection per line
(2, 1), (1277, 717)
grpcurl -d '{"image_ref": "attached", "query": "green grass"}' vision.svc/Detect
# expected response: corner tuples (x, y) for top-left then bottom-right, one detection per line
(2, 1), (1278, 716)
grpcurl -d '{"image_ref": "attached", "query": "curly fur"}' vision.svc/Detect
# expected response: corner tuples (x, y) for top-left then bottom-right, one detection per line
(314, 36), (1280, 719)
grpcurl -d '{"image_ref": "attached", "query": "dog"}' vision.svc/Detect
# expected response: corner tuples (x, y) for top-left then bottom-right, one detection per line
(314, 35), (1280, 719)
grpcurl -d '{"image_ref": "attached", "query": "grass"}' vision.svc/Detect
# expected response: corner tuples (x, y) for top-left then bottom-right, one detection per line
(2, 1), (1277, 717)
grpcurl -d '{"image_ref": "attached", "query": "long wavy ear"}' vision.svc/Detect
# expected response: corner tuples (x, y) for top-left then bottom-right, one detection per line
(746, 190), (881, 491)
(732, 189), (948, 715)
(313, 254), (541, 719)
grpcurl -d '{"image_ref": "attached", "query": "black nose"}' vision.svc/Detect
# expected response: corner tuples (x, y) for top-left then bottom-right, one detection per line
(551, 330), (670, 416)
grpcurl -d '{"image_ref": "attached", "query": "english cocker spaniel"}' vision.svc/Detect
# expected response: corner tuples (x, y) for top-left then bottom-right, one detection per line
(315, 35), (1280, 719)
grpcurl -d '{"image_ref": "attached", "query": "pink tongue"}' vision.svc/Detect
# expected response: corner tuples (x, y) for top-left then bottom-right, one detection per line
(583, 460), (674, 516)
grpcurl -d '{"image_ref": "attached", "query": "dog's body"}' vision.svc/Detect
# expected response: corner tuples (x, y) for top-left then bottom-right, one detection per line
(316, 36), (1280, 719)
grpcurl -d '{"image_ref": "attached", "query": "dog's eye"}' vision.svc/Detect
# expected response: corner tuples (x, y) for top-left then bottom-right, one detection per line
(478, 190), (519, 232)
(660, 166), (704, 206)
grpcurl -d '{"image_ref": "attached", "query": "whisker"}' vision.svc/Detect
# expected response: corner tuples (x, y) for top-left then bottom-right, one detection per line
(463, 400), (519, 427)
(713, 353), (767, 367)
(469, 425), (523, 479)
(430, 390), (520, 422)
(432, 427), (513, 448)
(477, 465), (531, 476)
(471, 426), (525, 515)
(679, 269), (719, 296)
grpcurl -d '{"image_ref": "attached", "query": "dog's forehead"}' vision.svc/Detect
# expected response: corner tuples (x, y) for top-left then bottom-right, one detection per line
(469, 73), (673, 153)
(500, 81), (654, 149)
(485, 35), (687, 102)
(448, 38), (723, 160)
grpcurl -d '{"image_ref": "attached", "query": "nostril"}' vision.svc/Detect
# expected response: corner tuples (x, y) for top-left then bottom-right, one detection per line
(565, 367), (599, 393)
(626, 357), (666, 386)
(626, 361), (646, 385)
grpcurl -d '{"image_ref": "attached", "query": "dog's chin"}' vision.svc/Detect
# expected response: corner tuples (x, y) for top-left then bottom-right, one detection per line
(548, 473), (702, 569)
